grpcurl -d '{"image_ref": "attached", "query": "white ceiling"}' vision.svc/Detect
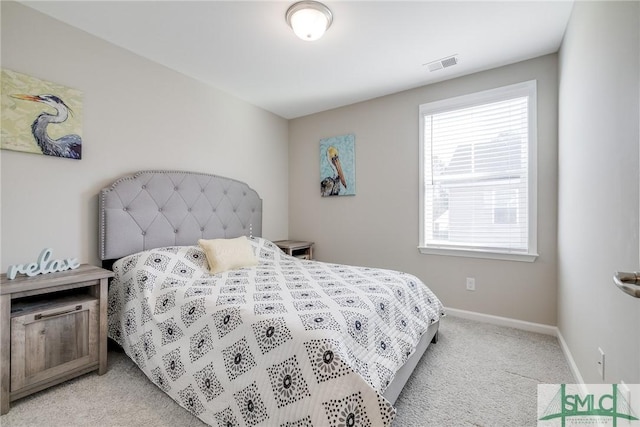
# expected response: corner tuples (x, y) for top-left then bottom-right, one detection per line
(21, 1), (574, 119)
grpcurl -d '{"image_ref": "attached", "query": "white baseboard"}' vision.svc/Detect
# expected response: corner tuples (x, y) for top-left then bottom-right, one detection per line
(444, 307), (557, 335)
(556, 328), (586, 386)
(445, 307), (585, 384)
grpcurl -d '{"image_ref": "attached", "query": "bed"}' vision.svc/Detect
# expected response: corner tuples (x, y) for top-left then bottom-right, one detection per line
(100, 170), (444, 427)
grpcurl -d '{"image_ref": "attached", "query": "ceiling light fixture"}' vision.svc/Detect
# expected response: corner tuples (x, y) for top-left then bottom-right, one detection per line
(286, 1), (333, 41)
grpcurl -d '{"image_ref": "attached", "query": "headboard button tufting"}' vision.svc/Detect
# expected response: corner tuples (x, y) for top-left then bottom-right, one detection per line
(99, 170), (262, 260)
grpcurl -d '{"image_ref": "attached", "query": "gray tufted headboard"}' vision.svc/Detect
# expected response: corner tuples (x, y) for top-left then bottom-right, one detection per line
(99, 170), (262, 261)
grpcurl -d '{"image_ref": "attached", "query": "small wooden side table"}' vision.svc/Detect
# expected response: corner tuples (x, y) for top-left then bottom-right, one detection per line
(274, 240), (314, 260)
(0, 265), (113, 414)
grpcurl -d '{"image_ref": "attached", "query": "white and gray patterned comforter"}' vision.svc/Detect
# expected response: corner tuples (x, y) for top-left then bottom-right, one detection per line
(107, 237), (444, 427)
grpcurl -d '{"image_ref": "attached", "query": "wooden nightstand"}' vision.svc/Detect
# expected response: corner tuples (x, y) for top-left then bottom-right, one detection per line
(274, 240), (314, 260)
(0, 265), (113, 414)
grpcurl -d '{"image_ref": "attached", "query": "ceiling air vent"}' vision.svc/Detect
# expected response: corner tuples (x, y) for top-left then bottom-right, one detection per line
(425, 55), (459, 72)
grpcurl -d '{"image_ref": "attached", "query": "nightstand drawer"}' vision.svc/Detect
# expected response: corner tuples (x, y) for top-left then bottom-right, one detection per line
(10, 296), (98, 393)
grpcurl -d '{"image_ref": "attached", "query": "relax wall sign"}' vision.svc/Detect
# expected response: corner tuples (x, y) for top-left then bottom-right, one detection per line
(6, 248), (80, 280)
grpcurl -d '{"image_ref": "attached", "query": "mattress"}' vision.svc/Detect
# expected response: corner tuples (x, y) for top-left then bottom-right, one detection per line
(107, 237), (444, 426)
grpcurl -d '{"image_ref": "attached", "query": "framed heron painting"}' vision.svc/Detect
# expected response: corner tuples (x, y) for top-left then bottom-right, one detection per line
(320, 134), (355, 197)
(1, 69), (83, 160)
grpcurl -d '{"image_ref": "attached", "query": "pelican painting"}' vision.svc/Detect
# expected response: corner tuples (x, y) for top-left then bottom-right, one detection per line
(320, 134), (356, 197)
(1, 69), (83, 160)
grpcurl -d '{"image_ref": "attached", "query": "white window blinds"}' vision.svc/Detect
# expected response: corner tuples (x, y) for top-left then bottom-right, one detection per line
(419, 81), (537, 261)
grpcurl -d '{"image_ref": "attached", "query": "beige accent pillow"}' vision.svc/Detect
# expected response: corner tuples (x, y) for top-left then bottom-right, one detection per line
(198, 236), (258, 274)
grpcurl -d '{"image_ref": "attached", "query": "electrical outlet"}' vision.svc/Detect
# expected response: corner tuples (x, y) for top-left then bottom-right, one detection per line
(597, 347), (605, 380)
(466, 277), (476, 291)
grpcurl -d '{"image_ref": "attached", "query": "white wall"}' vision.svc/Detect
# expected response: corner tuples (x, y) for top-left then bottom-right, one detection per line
(0, 2), (289, 270)
(289, 55), (559, 326)
(557, 1), (640, 384)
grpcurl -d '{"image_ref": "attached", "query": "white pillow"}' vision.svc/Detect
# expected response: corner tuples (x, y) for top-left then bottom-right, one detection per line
(198, 236), (258, 274)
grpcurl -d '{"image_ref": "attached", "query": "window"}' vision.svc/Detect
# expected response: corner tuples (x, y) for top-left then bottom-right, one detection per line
(418, 81), (538, 262)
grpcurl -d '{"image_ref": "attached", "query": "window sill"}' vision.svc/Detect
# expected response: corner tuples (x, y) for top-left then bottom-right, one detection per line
(418, 246), (538, 262)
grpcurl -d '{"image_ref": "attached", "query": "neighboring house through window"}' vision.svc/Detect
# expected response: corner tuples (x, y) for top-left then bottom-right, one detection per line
(418, 80), (538, 262)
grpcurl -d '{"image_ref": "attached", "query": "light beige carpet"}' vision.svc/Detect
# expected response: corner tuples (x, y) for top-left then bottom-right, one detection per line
(393, 316), (574, 426)
(0, 316), (574, 427)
